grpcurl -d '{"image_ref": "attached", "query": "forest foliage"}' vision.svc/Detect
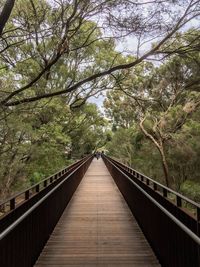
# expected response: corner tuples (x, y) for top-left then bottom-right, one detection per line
(104, 30), (200, 201)
(0, 0), (200, 201)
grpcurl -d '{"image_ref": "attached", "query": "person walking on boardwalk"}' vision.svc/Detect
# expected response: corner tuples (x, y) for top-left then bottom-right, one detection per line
(94, 151), (100, 160)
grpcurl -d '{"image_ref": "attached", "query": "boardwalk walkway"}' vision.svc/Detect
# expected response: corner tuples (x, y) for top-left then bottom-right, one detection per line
(35, 158), (160, 266)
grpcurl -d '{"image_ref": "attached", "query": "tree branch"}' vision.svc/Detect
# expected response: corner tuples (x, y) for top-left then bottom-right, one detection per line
(0, 0), (15, 36)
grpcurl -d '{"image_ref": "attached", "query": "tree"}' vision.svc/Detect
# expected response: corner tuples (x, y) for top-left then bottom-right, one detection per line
(0, 0), (15, 36)
(0, 0), (199, 106)
(0, 98), (105, 199)
(65, 103), (107, 158)
(0, 1), (200, 201)
(104, 32), (200, 189)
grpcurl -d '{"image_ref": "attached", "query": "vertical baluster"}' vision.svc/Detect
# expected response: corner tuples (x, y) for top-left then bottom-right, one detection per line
(163, 188), (168, 197)
(153, 182), (157, 191)
(197, 207), (200, 235)
(25, 190), (30, 200)
(36, 184), (40, 193)
(176, 196), (182, 207)
(10, 198), (15, 210)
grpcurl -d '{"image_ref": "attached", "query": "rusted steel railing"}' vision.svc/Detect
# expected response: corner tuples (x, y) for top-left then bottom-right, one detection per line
(103, 155), (200, 267)
(0, 155), (93, 267)
(0, 157), (89, 219)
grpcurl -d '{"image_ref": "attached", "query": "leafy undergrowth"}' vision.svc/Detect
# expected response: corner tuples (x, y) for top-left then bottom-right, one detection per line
(180, 180), (200, 204)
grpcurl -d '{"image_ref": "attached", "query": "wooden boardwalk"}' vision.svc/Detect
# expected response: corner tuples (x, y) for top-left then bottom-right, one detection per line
(35, 159), (160, 266)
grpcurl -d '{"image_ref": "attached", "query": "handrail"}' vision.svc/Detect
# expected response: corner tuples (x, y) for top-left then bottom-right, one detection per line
(107, 156), (200, 217)
(0, 155), (93, 241)
(0, 155), (90, 216)
(104, 156), (200, 246)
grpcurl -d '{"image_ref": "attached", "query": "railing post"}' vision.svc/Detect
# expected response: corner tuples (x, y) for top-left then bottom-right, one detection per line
(176, 196), (182, 207)
(36, 184), (40, 193)
(10, 198), (15, 210)
(163, 188), (168, 197)
(153, 182), (157, 191)
(25, 190), (30, 200)
(44, 180), (47, 187)
(197, 207), (200, 236)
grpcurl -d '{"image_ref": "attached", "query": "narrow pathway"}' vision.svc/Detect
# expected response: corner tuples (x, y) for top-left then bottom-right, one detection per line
(35, 158), (160, 266)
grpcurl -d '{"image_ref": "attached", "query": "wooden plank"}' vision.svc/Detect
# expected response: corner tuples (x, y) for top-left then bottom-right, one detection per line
(35, 158), (160, 266)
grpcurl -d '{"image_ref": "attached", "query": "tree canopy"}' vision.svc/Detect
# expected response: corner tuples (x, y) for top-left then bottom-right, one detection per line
(0, 0), (200, 202)
(0, 0), (199, 105)
(104, 29), (200, 200)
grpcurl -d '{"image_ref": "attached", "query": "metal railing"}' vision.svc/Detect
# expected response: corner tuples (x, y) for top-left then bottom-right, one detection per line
(0, 157), (88, 218)
(103, 155), (200, 267)
(0, 155), (93, 267)
(106, 156), (200, 232)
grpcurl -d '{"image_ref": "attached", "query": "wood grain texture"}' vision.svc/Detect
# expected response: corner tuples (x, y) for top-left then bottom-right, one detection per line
(35, 158), (160, 267)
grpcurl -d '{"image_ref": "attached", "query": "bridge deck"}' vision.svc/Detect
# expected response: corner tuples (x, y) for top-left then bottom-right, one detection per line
(35, 159), (160, 266)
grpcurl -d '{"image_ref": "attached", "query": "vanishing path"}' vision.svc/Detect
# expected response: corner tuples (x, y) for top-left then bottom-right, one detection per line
(35, 158), (159, 266)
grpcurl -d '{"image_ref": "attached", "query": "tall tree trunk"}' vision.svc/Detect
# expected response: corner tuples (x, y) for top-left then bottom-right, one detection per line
(139, 118), (171, 187)
(156, 143), (170, 187)
(0, 0), (15, 36)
